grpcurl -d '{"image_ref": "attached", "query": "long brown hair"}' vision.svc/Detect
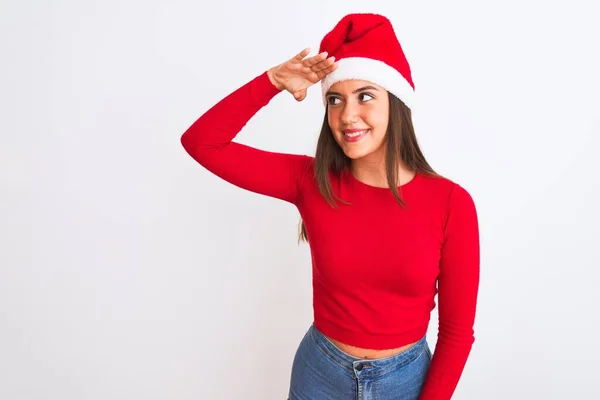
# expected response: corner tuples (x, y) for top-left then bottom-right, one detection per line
(299, 91), (442, 243)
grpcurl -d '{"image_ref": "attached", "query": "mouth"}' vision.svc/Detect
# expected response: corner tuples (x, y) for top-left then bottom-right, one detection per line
(343, 129), (370, 142)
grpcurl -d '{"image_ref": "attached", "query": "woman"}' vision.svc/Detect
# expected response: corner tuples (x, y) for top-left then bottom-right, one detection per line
(181, 13), (480, 400)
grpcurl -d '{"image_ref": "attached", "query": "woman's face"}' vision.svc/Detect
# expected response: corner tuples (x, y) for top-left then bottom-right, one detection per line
(326, 79), (390, 161)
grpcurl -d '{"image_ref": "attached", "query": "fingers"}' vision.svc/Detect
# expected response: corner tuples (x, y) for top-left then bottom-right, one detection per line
(297, 54), (336, 78)
(286, 48), (338, 102)
(294, 49), (335, 75)
(294, 49), (334, 70)
(312, 55), (336, 72)
(310, 56), (337, 79)
(293, 48), (311, 61)
(315, 62), (338, 80)
(302, 51), (328, 67)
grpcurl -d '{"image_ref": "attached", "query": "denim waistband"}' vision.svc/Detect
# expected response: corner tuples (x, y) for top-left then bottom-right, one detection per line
(309, 323), (429, 378)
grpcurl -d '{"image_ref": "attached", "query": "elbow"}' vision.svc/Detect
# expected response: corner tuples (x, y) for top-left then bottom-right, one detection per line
(180, 129), (197, 159)
(180, 128), (215, 167)
(439, 321), (475, 348)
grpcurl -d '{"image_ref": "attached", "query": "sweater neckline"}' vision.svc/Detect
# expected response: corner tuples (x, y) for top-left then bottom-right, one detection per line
(347, 169), (421, 191)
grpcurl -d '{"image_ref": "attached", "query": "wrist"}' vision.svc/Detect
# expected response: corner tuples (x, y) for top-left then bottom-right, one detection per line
(267, 67), (284, 91)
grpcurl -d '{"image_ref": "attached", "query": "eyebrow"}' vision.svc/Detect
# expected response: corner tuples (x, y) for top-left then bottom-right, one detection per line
(325, 85), (380, 97)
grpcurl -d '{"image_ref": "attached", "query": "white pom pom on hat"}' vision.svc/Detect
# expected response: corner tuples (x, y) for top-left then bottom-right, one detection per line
(319, 13), (415, 109)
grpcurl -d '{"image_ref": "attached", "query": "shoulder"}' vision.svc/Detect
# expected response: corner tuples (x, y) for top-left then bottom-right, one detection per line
(419, 172), (475, 201)
(294, 155), (316, 185)
(417, 172), (477, 217)
(298, 155), (315, 173)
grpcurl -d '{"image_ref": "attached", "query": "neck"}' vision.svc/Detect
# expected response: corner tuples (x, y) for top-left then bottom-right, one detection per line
(350, 157), (415, 188)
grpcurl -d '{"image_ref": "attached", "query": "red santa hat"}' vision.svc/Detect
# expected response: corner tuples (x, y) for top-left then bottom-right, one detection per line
(319, 13), (415, 109)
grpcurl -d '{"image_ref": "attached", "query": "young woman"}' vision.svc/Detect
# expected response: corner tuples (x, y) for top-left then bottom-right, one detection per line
(181, 13), (480, 400)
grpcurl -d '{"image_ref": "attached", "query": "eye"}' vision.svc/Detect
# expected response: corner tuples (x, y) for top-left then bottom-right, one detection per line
(359, 93), (374, 102)
(327, 96), (341, 105)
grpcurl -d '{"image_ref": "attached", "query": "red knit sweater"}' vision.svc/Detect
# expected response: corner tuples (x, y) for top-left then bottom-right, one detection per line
(181, 71), (480, 399)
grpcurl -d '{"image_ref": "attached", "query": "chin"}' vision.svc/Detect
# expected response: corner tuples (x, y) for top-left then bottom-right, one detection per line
(342, 148), (372, 160)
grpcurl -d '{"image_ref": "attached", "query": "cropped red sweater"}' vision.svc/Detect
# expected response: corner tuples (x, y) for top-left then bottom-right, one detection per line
(181, 71), (480, 399)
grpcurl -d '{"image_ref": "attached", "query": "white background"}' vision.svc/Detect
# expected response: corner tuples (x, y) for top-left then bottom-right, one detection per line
(1, 0), (599, 399)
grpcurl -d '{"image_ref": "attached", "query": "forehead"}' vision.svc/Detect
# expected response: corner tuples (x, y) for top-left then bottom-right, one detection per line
(328, 79), (385, 93)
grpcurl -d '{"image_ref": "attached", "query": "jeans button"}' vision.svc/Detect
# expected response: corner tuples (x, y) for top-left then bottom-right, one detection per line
(356, 364), (364, 371)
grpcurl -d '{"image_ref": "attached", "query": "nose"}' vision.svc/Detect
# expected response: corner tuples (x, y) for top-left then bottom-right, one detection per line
(340, 101), (359, 125)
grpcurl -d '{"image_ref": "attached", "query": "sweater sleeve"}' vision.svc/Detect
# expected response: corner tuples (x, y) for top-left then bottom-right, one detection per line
(419, 183), (480, 400)
(180, 71), (312, 205)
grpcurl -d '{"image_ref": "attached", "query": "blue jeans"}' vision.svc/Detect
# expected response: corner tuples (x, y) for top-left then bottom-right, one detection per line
(288, 324), (432, 400)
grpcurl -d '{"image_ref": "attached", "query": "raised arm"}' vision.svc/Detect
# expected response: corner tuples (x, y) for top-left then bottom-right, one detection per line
(180, 48), (337, 205)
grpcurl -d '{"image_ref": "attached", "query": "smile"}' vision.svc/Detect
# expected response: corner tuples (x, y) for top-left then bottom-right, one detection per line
(343, 129), (370, 142)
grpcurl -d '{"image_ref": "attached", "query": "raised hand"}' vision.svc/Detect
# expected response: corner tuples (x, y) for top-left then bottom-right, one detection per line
(267, 48), (338, 102)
